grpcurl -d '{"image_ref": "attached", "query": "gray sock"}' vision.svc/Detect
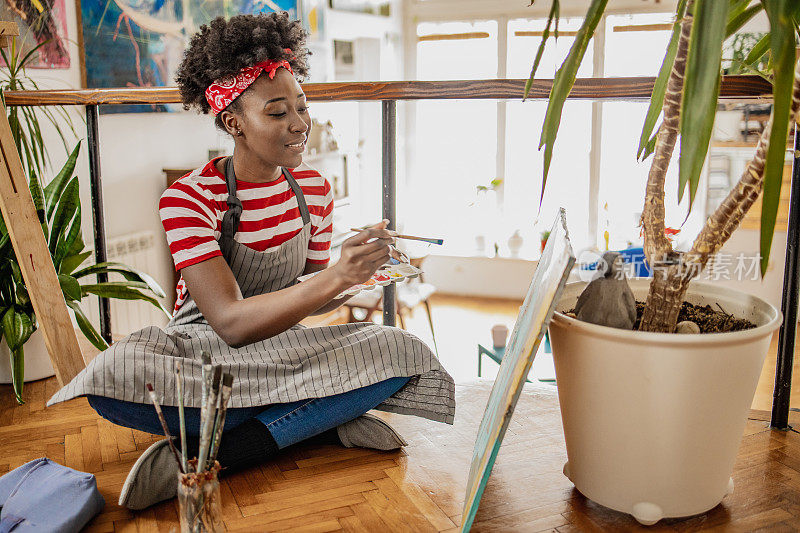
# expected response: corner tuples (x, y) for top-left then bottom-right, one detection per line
(336, 413), (408, 450)
(119, 439), (180, 510)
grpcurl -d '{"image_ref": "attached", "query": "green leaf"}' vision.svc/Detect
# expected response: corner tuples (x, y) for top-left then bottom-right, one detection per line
(72, 261), (166, 298)
(81, 282), (172, 318)
(678, 0), (729, 209)
(53, 204), (81, 270)
(59, 250), (92, 276)
(66, 300), (108, 351)
(641, 131), (659, 160)
(538, 0), (608, 204)
(638, 0), (687, 160)
(27, 171), (46, 226)
(48, 177), (79, 257)
(2, 307), (33, 352)
(9, 345), (24, 404)
(760, 0), (796, 275)
(725, 2), (764, 37)
(523, 0), (560, 100)
(743, 33), (771, 67)
(44, 142), (81, 222)
(58, 273), (81, 301)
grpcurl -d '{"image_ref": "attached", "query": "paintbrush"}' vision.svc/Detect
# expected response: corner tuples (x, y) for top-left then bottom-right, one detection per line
(349, 227), (443, 245)
(200, 351), (212, 438)
(145, 383), (185, 474)
(174, 361), (189, 473)
(197, 367), (222, 472)
(207, 373), (233, 471)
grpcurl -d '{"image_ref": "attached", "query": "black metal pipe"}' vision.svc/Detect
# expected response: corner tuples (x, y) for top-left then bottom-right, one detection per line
(771, 124), (800, 429)
(86, 105), (112, 344)
(382, 100), (396, 327)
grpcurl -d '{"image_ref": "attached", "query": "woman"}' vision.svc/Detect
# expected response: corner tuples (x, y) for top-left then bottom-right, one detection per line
(48, 12), (454, 510)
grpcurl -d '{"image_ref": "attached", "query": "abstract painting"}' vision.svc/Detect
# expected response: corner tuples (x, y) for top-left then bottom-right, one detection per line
(461, 208), (575, 532)
(0, 0), (70, 69)
(79, 0), (299, 113)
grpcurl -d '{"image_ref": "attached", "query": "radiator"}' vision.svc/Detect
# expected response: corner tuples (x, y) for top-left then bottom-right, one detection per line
(82, 231), (169, 337)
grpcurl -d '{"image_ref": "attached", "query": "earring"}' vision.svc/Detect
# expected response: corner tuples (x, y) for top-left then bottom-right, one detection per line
(236, 129), (243, 136)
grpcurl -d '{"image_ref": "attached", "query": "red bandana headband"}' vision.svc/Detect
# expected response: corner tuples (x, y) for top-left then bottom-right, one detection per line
(205, 52), (294, 116)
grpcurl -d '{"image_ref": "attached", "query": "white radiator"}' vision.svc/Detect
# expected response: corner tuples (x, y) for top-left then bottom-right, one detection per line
(82, 231), (169, 337)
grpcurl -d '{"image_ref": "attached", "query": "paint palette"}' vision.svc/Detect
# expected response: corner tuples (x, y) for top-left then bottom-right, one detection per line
(296, 262), (422, 298)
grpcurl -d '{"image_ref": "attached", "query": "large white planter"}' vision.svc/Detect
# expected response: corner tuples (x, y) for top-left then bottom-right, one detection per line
(0, 328), (55, 384)
(548, 280), (781, 525)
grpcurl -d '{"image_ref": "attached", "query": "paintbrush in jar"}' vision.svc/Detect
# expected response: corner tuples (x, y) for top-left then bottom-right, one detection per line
(200, 351), (212, 430)
(146, 383), (185, 474)
(197, 366), (222, 472)
(207, 373), (233, 471)
(174, 361), (189, 473)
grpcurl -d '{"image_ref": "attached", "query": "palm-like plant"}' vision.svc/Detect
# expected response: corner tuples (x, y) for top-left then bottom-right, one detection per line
(0, 143), (171, 404)
(0, 36), (77, 181)
(0, 37), (170, 404)
(527, 0), (800, 332)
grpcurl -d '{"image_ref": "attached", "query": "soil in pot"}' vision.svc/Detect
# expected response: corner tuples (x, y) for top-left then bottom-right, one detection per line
(566, 300), (756, 333)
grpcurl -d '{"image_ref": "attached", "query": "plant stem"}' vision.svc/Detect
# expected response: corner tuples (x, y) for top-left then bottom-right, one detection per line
(640, 57), (800, 333)
(638, 1), (694, 332)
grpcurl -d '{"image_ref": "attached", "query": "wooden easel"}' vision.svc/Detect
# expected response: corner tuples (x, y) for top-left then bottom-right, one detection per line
(0, 22), (87, 388)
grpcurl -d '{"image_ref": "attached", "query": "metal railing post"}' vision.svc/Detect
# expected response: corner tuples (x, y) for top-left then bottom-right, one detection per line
(382, 100), (396, 327)
(86, 104), (112, 344)
(771, 124), (800, 429)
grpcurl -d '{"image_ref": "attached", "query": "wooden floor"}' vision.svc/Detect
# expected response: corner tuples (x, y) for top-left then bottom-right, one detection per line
(1, 294), (799, 531)
(2, 377), (800, 532)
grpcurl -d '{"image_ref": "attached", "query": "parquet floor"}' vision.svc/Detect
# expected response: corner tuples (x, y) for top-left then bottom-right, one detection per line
(2, 377), (800, 532)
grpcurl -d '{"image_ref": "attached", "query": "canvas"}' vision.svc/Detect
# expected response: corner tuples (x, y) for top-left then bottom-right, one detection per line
(79, 0), (299, 113)
(461, 208), (575, 532)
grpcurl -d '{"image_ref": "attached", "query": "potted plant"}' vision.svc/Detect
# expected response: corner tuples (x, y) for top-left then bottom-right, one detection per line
(526, 0), (799, 524)
(0, 144), (171, 404)
(0, 38), (169, 404)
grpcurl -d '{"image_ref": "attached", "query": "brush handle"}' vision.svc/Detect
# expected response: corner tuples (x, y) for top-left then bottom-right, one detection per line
(349, 227), (443, 245)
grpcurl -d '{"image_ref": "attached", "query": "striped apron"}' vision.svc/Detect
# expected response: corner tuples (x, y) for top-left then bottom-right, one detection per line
(48, 160), (456, 424)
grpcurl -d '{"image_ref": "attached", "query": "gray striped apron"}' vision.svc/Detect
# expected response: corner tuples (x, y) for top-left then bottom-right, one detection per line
(48, 159), (456, 424)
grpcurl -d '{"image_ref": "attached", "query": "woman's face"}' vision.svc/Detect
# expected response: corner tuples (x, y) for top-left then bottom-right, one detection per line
(232, 68), (311, 171)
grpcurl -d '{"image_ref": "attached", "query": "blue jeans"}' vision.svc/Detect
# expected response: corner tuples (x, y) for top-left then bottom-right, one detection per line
(87, 377), (410, 449)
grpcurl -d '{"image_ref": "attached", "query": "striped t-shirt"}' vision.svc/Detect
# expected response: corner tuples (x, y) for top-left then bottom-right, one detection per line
(159, 157), (334, 311)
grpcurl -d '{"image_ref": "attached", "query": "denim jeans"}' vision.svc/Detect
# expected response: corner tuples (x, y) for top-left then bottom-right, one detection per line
(87, 376), (410, 449)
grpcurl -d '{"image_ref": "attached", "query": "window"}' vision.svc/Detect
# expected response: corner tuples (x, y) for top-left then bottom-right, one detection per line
(406, 21), (499, 255)
(505, 18), (593, 255)
(599, 14), (701, 250)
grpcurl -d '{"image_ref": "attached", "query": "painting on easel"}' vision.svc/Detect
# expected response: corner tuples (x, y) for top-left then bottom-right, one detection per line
(461, 208), (575, 532)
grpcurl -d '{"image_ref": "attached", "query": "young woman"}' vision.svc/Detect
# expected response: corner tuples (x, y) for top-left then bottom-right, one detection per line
(48, 12), (454, 510)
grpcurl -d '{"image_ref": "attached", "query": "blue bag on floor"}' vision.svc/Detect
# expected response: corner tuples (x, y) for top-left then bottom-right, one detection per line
(0, 458), (105, 532)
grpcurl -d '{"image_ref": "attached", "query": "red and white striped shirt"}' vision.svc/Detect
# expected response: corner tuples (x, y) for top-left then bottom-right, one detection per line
(159, 157), (334, 311)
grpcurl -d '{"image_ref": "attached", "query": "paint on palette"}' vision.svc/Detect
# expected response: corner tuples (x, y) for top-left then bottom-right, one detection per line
(297, 263), (423, 298)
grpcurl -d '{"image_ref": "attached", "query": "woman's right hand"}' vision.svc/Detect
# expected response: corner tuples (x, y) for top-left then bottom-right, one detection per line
(330, 221), (394, 288)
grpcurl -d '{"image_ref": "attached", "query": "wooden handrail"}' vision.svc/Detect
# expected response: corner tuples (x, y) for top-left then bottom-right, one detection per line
(1, 76), (772, 106)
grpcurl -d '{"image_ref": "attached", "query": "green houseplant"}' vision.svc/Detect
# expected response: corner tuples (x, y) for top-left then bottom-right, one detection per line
(0, 39), (169, 404)
(526, 0), (799, 524)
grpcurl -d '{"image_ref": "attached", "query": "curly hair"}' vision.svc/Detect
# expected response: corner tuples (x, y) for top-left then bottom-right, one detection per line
(175, 12), (310, 128)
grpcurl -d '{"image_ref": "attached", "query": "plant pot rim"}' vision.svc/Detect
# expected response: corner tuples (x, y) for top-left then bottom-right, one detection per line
(551, 279), (782, 347)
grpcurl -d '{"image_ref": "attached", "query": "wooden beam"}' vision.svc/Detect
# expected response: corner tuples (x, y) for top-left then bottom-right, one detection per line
(418, 32), (489, 42)
(0, 20), (19, 49)
(613, 23), (673, 32)
(0, 101), (86, 387)
(0, 76), (774, 105)
(514, 30), (579, 37)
